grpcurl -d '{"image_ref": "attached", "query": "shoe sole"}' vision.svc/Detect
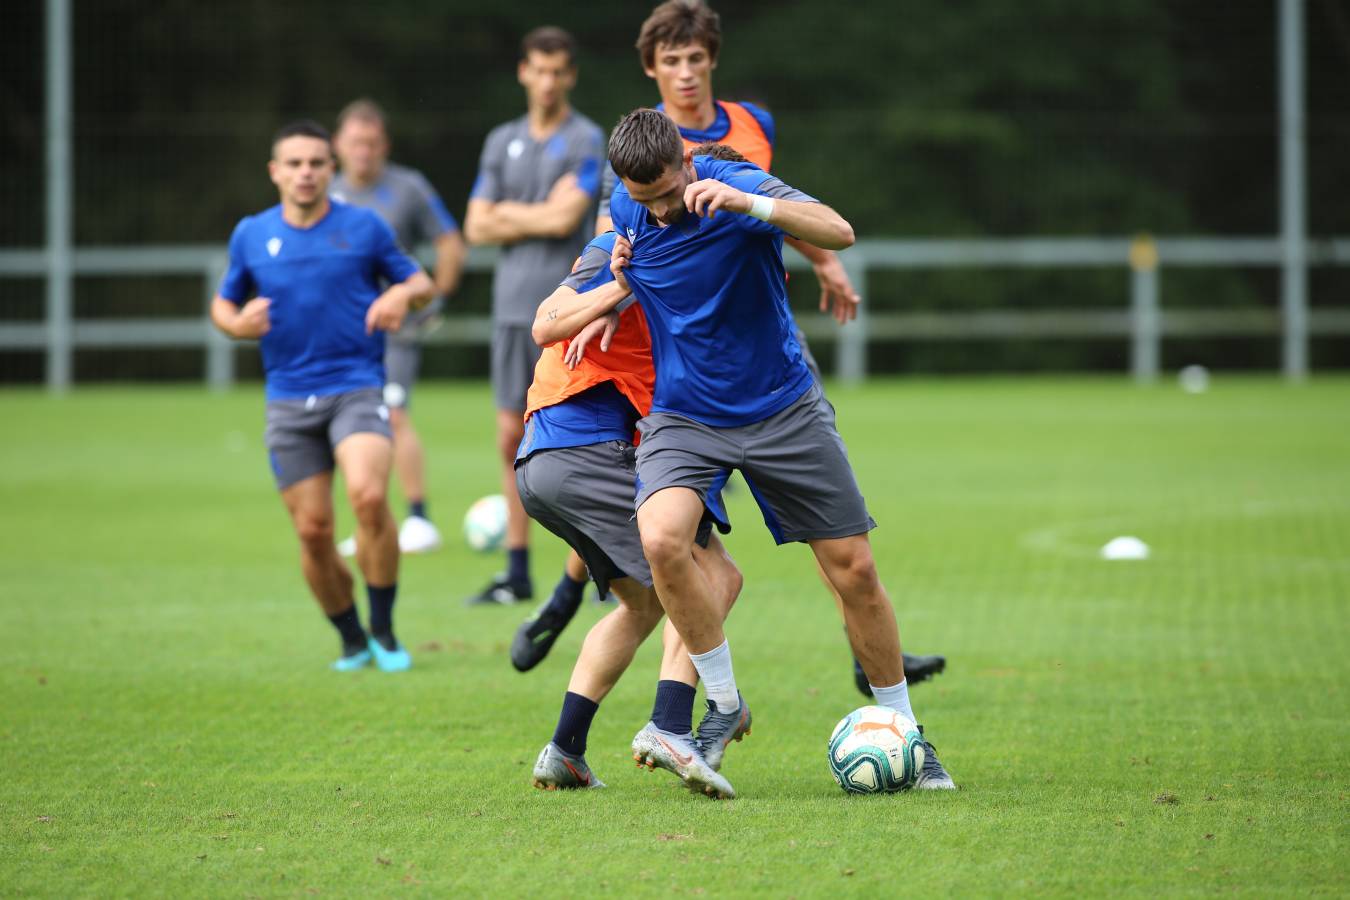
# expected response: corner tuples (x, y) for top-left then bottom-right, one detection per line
(631, 735), (736, 800)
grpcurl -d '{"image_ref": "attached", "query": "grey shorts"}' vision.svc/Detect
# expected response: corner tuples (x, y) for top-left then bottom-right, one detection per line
(492, 322), (544, 412)
(264, 388), (392, 490)
(382, 340), (420, 410)
(634, 381), (875, 545)
(515, 441), (652, 598)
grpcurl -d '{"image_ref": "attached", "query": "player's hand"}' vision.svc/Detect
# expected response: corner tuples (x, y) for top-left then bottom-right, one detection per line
(610, 235), (632, 292)
(234, 297), (271, 339)
(564, 312), (620, 369)
(813, 254), (861, 324)
(366, 288), (411, 334)
(684, 179), (750, 220)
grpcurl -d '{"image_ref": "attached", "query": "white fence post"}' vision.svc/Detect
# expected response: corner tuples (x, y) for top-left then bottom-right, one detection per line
(204, 253), (233, 391)
(836, 248), (868, 385)
(1130, 234), (1160, 383)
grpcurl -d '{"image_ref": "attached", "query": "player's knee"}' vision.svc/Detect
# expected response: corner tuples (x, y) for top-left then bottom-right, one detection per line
(828, 544), (881, 597)
(348, 482), (388, 522)
(641, 526), (689, 571)
(722, 564), (745, 610)
(294, 515), (335, 548)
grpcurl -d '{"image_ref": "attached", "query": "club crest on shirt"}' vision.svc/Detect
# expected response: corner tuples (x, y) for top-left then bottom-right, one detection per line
(507, 138), (525, 159)
(266, 237), (282, 257)
(626, 227), (636, 241)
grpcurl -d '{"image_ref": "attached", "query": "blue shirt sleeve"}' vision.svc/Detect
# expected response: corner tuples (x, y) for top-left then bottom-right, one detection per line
(568, 125), (605, 197)
(561, 233), (618, 292)
(368, 213), (421, 283)
(218, 220), (254, 303)
(409, 171), (459, 237)
(738, 101), (776, 149)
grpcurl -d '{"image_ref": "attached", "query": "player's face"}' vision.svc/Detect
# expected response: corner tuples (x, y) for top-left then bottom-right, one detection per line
(645, 42), (716, 113)
(268, 136), (334, 209)
(333, 119), (388, 182)
(621, 160), (694, 227)
(518, 50), (576, 114)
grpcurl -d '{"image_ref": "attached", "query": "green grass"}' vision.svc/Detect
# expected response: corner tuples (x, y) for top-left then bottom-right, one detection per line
(1, 377), (1347, 897)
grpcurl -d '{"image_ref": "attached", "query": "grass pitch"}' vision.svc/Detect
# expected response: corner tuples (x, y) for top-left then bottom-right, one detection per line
(2, 377), (1347, 897)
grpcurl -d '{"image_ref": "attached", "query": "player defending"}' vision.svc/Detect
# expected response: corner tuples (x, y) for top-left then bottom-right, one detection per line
(606, 109), (955, 790)
(464, 26), (605, 605)
(519, 231), (743, 797)
(211, 120), (434, 672)
(331, 98), (466, 555)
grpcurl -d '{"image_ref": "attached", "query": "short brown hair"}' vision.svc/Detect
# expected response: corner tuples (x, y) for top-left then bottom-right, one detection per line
(636, 0), (721, 69)
(608, 109), (684, 185)
(689, 141), (745, 163)
(335, 98), (386, 134)
(521, 26), (577, 64)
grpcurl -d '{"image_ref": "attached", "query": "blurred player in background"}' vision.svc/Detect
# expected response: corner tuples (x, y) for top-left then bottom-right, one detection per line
(464, 26), (605, 606)
(606, 108), (955, 790)
(210, 120), (433, 672)
(515, 0), (946, 694)
(330, 98), (466, 556)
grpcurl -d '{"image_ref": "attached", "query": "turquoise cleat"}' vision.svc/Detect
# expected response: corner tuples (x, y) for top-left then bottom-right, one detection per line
(370, 634), (412, 672)
(332, 642), (372, 672)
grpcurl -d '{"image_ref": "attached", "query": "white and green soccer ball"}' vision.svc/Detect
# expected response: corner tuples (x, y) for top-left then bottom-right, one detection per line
(827, 705), (925, 794)
(462, 494), (508, 553)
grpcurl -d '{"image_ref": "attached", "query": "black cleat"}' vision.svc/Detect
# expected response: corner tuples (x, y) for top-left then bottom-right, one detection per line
(510, 601), (579, 672)
(904, 653), (947, 685)
(853, 653), (948, 696)
(465, 573), (533, 607)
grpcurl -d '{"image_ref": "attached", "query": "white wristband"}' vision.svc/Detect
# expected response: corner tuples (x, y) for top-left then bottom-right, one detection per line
(746, 194), (775, 221)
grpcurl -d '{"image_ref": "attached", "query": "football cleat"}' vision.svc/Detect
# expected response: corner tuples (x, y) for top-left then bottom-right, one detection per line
(692, 695), (751, 772)
(904, 653), (947, 686)
(465, 574), (533, 606)
(369, 633), (412, 672)
(510, 601), (579, 672)
(398, 515), (443, 554)
(531, 743), (605, 790)
(631, 721), (736, 800)
(914, 725), (957, 790)
(332, 641), (372, 672)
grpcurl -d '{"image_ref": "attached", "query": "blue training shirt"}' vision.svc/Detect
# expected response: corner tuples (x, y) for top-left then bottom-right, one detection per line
(516, 232), (641, 461)
(219, 201), (421, 401)
(608, 156), (814, 427)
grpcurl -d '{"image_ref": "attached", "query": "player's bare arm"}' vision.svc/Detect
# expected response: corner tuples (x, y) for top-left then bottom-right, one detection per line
(365, 270), (435, 335)
(530, 277), (631, 347)
(465, 174), (592, 245)
(683, 178), (855, 250)
(210, 296), (270, 340)
(785, 238), (861, 324)
(609, 235), (632, 292)
(562, 311), (620, 369)
(433, 231), (467, 296)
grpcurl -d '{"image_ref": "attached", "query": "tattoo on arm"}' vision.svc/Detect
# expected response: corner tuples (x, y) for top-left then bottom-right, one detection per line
(546, 309), (558, 321)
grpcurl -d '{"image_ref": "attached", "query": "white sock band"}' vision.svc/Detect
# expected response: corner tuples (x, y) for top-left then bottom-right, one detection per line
(688, 640), (740, 714)
(871, 680), (915, 724)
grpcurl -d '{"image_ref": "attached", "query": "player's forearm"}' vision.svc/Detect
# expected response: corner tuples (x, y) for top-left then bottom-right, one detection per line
(762, 200), (854, 251)
(210, 297), (243, 339)
(464, 201), (530, 246)
(496, 195), (589, 240)
(433, 232), (466, 296)
(784, 235), (834, 261)
(396, 271), (436, 311)
(531, 281), (631, 347)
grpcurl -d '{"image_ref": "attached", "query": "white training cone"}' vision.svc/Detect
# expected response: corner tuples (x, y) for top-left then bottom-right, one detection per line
(1101, 536), (1150, 561)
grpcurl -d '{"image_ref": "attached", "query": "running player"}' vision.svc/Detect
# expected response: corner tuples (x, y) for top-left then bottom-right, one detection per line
(210, 120), (434, 672)
(331, 98), (466, 556)
(606, 109), (956, 790)
(463, 26), (605, 606)
(519, 231), (742, 798)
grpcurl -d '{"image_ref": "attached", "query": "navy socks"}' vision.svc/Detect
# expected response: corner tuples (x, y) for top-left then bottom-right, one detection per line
(552, 691), (600, 757)
(651, 680), (697, 735)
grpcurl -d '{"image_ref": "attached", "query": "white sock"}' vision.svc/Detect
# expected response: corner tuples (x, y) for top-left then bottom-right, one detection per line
(871, 680), (915, 723)
(688, 640), (740, 714)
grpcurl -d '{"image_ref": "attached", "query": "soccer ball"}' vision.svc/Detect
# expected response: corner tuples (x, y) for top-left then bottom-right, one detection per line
(462, 494), (508, 553)
(827, 705), (925, 794)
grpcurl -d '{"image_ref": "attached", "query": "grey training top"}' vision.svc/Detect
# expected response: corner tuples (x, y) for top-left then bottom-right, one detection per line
(470, 111), (605, 325)
(332, 162), (459, 337)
